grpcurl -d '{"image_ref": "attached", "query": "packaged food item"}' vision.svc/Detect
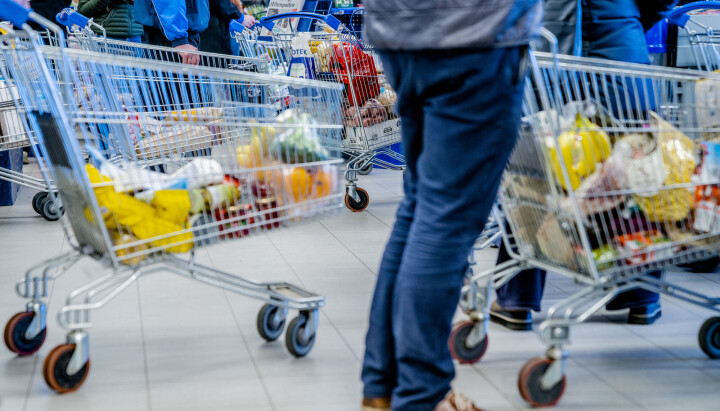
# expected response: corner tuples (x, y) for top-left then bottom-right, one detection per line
(592, 244), (618, 272)
(699, 141), (720, 182)
(615, 133), (666, 196)
(111, 231), (149, 266)
(331, 42), (380, 106)
(615, 230), (671, 265)
(287, 33), (317, 80)
(694, 185), (719, 233)
(634, 112), (696, 222)
(214, 204), (252, 239)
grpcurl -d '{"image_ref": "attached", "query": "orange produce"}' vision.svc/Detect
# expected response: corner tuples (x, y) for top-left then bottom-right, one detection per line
(310, 169), (332, 199)
(284, 167), (311, 203)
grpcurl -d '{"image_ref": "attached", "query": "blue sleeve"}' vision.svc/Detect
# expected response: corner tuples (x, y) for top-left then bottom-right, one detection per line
(151, 0), (189, 45)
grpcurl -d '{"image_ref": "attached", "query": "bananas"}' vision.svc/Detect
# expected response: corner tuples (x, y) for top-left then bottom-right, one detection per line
(549, 114), (612, 191)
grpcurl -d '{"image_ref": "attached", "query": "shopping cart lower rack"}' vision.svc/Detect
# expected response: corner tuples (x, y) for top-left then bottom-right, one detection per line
(1, 5), (345, 394)
(451, 36), (720, 407)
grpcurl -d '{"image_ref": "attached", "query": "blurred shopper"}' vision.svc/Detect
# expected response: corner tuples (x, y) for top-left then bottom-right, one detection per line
(77, 0), (143, 42)
(200, 0), (255, 57)
(359, 1), (542, 410)
(491, 0), (679, 332)
(134, 0), (209, 64)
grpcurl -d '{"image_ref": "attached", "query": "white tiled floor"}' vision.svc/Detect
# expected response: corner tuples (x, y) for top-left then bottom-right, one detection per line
(2, 163), (720, 410)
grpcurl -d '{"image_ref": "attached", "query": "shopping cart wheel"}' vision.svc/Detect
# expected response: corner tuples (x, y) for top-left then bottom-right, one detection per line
(448, 321), (488, 364)
(358, 163), (373, 176)
(257, 303), (286, 342)
(32, 192), (48, 215)
(699, 317), (720, 359)
(43, 344), (90, 394)
(40, 197), (63, 221)
(345, 188), (369, 212)
(518, 357), (566, 408)
(3, 312), (46, 356)
(285, 312), (316, 358)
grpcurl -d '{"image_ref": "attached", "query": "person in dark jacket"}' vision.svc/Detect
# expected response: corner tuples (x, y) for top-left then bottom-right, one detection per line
(490, 0), (679, 332)
(359, 1), (542, 410)
(26, 0), (71, 34)
(199, 0), (254, 57)
(77, 0), (143, 42)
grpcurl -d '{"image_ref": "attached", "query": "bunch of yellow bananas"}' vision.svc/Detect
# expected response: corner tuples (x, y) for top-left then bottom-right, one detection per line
(548, 114), (612, 191)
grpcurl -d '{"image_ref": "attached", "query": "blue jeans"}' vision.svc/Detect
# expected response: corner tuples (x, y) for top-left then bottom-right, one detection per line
(361, 46), (527, 410)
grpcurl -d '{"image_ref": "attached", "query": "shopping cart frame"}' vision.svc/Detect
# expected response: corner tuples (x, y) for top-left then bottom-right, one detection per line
(1, 3), (345, 394)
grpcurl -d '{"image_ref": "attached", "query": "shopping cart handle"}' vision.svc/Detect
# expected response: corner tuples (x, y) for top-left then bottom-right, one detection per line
(668, 1), (720, 28)
(56, 8), (90, 29)
(0, 0), (30, 28)
(230, 19), (245, 34)
(260, 12), (341, 32)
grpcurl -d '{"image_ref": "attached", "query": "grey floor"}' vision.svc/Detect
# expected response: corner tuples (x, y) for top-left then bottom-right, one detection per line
(2, 162), (720, 410)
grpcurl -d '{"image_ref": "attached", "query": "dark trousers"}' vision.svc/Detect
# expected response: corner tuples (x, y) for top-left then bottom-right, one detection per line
(495, 241), (660, 312)
(361, 46), (527, 410)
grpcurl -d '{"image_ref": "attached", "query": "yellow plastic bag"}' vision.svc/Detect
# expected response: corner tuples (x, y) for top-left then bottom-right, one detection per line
(634, 112), (696, 222)
(85, 164), (194, 254)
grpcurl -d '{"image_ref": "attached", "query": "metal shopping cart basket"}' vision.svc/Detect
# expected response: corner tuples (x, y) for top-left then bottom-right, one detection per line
(0, 22), (65, 220)
(55, 8), (270, 72)
(659, 1), (720, 71)
(0, 2), (345, 394)
(254, 12), (405, 212)
(450, 31), (720, 407)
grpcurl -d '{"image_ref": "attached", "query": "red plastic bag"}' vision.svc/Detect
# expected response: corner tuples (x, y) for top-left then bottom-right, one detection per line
(331, 42), (380, 106)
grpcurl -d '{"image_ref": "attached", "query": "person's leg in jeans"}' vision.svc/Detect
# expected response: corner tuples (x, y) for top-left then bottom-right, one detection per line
(362, 46), (527, 410)
(492, 239), (546, 330)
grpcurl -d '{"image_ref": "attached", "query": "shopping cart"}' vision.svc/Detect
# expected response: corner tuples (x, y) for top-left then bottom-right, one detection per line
(255, 12), (405, 212)
(55, 8), (269, 72)
(450, 30), (720, 407)
(230, 20), (289, 74)
(0, 2), (345, 394)
(662, 1), (720, 71)
(0, 22), (64, 220)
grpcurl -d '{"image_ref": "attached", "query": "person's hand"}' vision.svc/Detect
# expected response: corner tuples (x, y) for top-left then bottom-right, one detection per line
(241, 14), (256, 28)
(175, 43), (199, 65)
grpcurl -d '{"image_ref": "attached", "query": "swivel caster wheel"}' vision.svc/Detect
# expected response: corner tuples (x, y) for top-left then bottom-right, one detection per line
(448, 321), (488, 364)
(4, 312), (46, 356)
(43, 344), (90, 394)
(40, 197), (63, 221)
(358, 163), (373, 175)
(257, 303), (286, 342)
(285, 312), (316, 358)
(518, 357), (566, 407)
(345, 187), (369, 212)
(699, 317), (720, 359)
(32, 192), (48, 215)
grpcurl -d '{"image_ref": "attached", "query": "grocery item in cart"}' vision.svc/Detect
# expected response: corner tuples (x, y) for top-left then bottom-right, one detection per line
(634, 112), (696, 222)
(547, 114), (612, 191)
(331, 42), (380, 106)
(287, 33), (317, 80)
(135, 124), (218, 159)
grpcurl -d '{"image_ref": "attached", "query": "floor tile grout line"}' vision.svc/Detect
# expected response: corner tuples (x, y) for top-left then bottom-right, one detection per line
(135, 280), (154, 411)
(21, 356), (38, 411)
(315, 218), (378, 277)
(203, 248), (278, 411)
(469, 364), (526, 411)
(567, 355), (649, 411)
(264, 229), (363, 362)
